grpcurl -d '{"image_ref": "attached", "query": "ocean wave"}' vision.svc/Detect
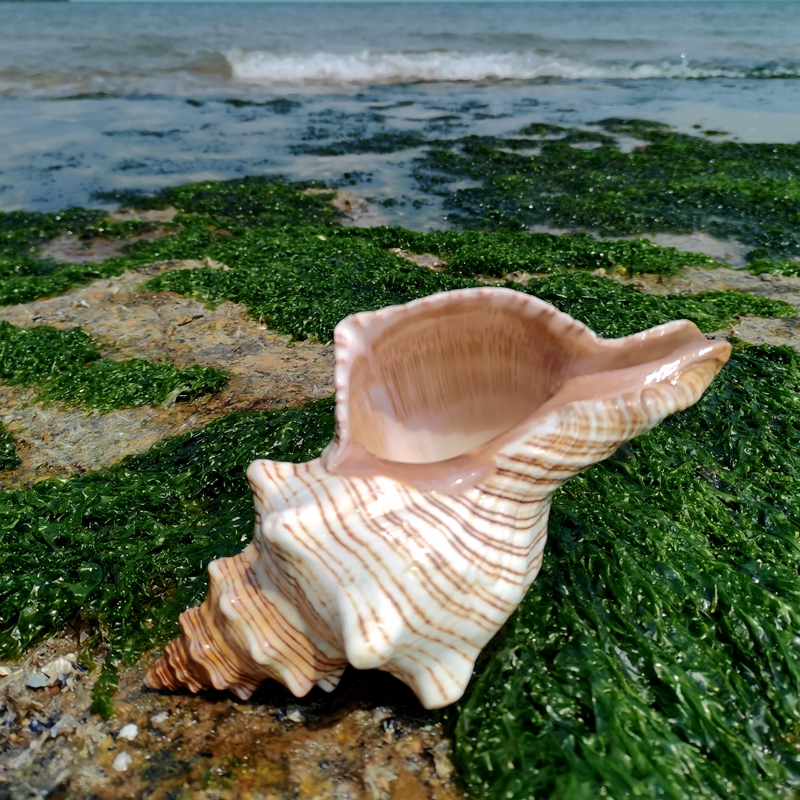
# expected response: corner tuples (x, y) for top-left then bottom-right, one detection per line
(225, 48), (800, 85)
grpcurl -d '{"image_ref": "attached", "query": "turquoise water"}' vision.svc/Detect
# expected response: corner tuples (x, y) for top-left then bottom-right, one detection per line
(1, 1), (800, 215)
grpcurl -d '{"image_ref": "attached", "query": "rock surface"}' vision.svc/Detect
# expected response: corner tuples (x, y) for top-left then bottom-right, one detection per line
(617, 266), (800, 350)
(1, 635), (464, 799)
(0, 260), (333, 488)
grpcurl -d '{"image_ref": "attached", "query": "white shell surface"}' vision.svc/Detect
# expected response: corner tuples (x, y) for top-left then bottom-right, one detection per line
(244, 457), (548, 709)
(145, 288), (730, 708)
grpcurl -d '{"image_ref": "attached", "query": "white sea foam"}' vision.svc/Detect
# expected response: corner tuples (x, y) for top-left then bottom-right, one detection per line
(225, 48), (785, 86)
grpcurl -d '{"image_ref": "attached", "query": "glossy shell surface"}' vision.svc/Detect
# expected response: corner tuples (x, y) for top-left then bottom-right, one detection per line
(146, 288), (730, 708)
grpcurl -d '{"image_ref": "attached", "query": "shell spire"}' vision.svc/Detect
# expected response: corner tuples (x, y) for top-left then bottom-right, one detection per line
(146, 287), (730, 709)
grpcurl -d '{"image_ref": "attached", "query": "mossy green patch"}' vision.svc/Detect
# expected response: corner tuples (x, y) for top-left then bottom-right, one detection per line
(0, 423), (20, 472)
(0, 321), (228, 413)
(414, 119), (800, 260)
(0, 322), (99, 384)
(143, 232), (788, 342)
(0, 398), (335, 665)
(0, 261), (133, 307)
(337, 226), (717, 277)
(143, 229), (476, 342)
(0, 215), (731, 312)
(0, 170), (773, 316)
(291, 130), (428, 156)
(0, 208), (152, 266)
(748, 258), (800, 277)
(38, 360), (229, 414)
(0, 206), (168, 306)
(90, 662), (120, 720)
(512, 271), (793, 337)
(94, 175), (342, 229)
(0, 178), (341, 305)
(447, 342), (800, 798)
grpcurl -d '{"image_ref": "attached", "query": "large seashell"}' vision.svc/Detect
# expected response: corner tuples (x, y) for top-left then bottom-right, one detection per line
(146, 287), (731, 709)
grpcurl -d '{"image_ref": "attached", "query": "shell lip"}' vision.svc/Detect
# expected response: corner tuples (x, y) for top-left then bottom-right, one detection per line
(323, 287), (732, 493)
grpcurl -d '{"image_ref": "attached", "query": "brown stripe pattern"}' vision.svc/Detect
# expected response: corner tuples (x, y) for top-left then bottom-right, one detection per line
(145, 358), (723, 709)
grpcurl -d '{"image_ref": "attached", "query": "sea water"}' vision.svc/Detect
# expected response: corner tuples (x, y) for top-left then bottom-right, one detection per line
(1, 0), (799, 220)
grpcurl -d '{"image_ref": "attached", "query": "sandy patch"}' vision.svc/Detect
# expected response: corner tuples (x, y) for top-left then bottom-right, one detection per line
(109, 207), (178, 224)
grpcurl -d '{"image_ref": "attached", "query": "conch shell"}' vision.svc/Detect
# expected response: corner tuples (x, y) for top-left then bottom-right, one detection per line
(146, 287), (730, 709)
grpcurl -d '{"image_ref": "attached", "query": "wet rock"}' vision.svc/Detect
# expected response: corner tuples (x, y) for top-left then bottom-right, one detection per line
(614, 266), (800, 351)
(0, 636), (466, 799)
(389, 248), (445, 270)
(109, 208), (178, 224)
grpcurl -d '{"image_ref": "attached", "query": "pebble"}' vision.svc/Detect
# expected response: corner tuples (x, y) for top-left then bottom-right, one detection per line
(150, 711), (170, 724)
(112, 751), (132, 772)
(26, 654), (81, 689)
(26, 673), (56, 689)
(286, 708), (305, 723)
(117, 723), (139, 741)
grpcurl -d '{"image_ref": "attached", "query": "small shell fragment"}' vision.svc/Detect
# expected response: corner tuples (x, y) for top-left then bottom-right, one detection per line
(112, 751), (132, 772)
(117, 723), (139, 741)
(26, 673), (55, 689)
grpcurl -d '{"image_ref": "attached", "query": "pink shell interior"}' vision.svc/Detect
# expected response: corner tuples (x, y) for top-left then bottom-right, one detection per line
(322, 287), (730, 491)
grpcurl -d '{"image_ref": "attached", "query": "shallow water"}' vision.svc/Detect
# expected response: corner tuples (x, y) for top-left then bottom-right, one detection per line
(2, 1), (800, 218)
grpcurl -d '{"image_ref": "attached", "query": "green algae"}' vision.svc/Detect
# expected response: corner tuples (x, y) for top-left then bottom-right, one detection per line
(446, 343), (800, 799)
(337, 226), (717, 277)
(0, 208), (151, 264)
(90, 662), (120, 720)
(0, 178), (341, 306)
(414, 119), (800, 260)
(748, 258), (800, 277)
(0, 172), (773, 315)
(0, 321), (228, 413)
(0, 207), (168, 306)
(291, 130), (427, 156)
(142, 229), (474, 342)
(511, 272), (793, 338)
(0, 208), (155, 277)
(0, 322), (99, 385)
(143, 231), (789, 343)
(38, 360), (229, 415)
(0, 423), (20, 472)
(94, 175), (341, 229)
(0, 398), (335, 665)
(2, 189), (776, 350)
(0, 260), (132, 307)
